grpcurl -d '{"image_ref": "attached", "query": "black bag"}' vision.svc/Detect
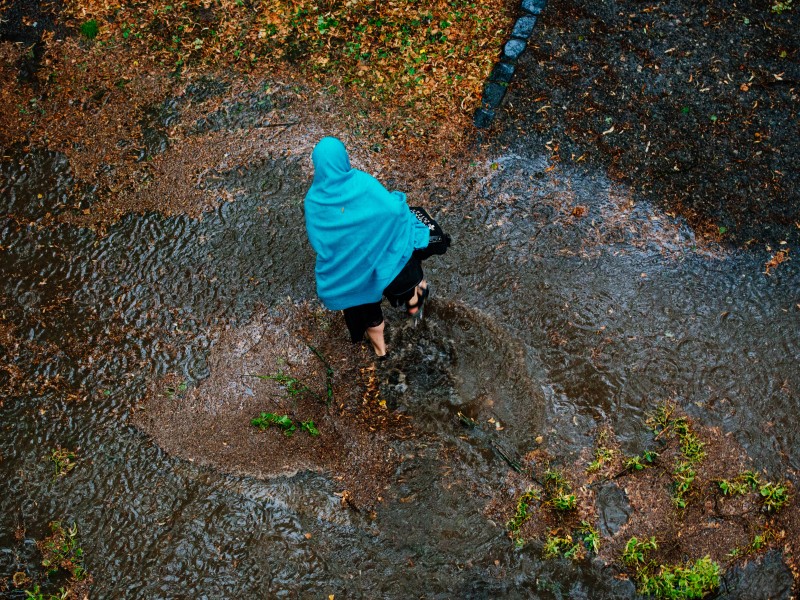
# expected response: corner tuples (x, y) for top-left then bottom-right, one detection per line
(410, 206), (451, 260)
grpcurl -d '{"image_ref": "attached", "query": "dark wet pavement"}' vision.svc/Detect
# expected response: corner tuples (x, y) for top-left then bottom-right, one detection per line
(1, 95), (799, 598)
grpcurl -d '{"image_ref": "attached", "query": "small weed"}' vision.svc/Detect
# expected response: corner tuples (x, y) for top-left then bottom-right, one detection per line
(672, 462), (697, 508)
(587, 446), (615, 473)
(679, 431), (706, 462)
(49, 448), (77, 479)
(717, 471), (789, 512)
(772, 0), (793, 13)
(542, 468), (576, 511)
(622, 536), (657, 566)
(743, 470), (760, 488)
(751, 533), (766, 550)
(646, 403), (676, 434)
(759, 481), (789, 512)
(24, 586), (69, 600)
(317, 15), (339, 34)
(300, 420), (319, 436)
(506, 488), (541, 547)
(647, 404), (706, 508)
(551, 492), (577, 511)
(80, 19), (99, 40)
(726, 532), (774, 562)
(251, 371), (310, 398)
(542, 532), (583, 559)
(38, 522), (88, 582)
(543, 469), (569, 492)
(625, 455), (646, 471)
(251, 412), (296, 436)
(164, 380), (188, 398)
(638, 556), (720, 599)
(718, 478), (749, 496)
(642, 449), (658, 463)
(577, 520), (600, 554)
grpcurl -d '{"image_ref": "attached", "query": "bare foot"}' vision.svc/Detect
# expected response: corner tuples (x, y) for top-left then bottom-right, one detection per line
(366, 321), (387, 356)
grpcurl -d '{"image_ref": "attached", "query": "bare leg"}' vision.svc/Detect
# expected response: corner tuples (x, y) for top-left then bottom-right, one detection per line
(407, 279), (428, 315)
(365, 320), (387, 356)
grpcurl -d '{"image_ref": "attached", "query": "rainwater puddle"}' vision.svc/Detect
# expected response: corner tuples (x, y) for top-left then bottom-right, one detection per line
(1, 140), (798, 598)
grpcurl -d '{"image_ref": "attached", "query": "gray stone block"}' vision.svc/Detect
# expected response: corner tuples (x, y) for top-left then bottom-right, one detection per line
(482, 82), (507, 109)
(503, 39), (527, 62)
(474, 108), (495, 129)
(596, 483), (632, 537)
(521, 0), (547, 15)
(511, 16), (537, 39)
(489, 62), (515, 84)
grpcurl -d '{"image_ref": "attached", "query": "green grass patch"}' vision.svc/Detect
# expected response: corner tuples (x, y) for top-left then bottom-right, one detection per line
(638, 556), (720, 599)
(80, 19), (99, 40)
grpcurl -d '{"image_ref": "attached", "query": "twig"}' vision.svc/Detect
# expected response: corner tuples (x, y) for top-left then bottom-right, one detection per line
(489, 440), (523, 473)
(261, 121), (299, 128)
(307, 344), (334, 406)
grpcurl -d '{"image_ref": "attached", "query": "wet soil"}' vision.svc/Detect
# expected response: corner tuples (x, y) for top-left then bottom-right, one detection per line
(487, 413), (800, 593)
(135, 303), (414, 510)
(495, 0), (800, 248)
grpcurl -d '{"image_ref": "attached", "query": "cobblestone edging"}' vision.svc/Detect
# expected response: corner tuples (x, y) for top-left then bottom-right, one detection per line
(474, 0), (547, 128)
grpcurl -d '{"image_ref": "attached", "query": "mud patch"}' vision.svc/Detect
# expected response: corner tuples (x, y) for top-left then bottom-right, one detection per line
(135, 302), (414, 509)
(135, 297), (548, 511)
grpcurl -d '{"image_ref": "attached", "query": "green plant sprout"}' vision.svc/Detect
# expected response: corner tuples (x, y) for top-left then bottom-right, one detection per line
(251, 371), (311, 398)
(506, 488), (541, 547)
(623, 536), (658, 566)
(49, 448), (77, 479)
(551, 493), (577, 511)
(251, 412), (296, 435)
(164, 380), (188, 398)
(772, 0), (793, 14)
(672, 462), (697, 508)
(717, 471), (790, 512)
(542, 533), (583, 559)
(759, 481), (789, 512)
(577, 520), (600, 554)
(25, 586), (69, 600)
(587, 446), (615, 473)
(300, 420), (319, 436)
(39, 522), (88, 581)
(80, 19), (99, 39)
(647, 404), (706, 508)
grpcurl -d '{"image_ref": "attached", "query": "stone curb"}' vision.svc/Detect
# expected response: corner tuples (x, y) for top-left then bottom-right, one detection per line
(474, 0), (547, 128)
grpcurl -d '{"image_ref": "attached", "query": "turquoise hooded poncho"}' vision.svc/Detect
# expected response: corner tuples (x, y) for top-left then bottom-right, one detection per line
(304, 137), (430, 311)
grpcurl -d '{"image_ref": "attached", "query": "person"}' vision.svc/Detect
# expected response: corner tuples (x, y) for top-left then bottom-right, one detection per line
(304, 137), (431, 358)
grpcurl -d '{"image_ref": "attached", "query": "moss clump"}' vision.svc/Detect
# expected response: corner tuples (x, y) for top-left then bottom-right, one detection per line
(80, 19), (99, 40)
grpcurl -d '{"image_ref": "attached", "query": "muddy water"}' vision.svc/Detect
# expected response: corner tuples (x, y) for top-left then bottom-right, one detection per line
(1, 140), (798, 597)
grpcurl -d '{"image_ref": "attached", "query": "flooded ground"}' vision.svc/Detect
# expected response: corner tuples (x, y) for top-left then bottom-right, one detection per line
(2, 79), (798, 596)
(0, 0), (798, 591)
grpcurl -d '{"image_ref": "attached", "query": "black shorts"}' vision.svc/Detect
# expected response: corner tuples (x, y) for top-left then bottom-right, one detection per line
(342, 254), (424, 342)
